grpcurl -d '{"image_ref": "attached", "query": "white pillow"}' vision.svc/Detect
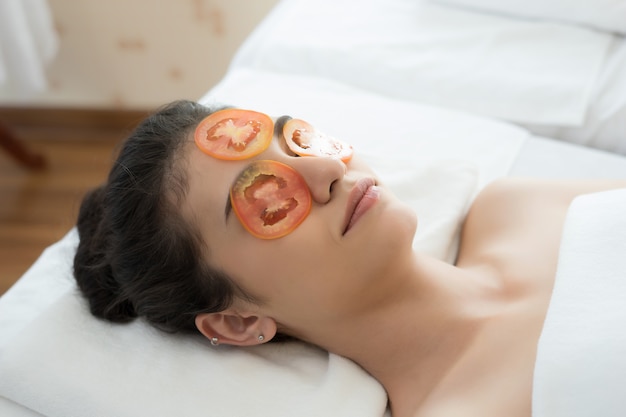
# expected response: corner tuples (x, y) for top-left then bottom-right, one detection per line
(0, 287), (389, 417)
(431, 0), (626, 34)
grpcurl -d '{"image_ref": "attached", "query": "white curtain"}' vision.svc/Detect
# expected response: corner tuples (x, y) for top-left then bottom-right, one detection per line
(0, 0), (58, 96)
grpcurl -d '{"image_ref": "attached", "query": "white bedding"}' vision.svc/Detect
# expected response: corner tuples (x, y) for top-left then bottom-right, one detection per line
(533, 189), (626, 417)
(233, 0), (612, 126)
(232, 0), (626, 154)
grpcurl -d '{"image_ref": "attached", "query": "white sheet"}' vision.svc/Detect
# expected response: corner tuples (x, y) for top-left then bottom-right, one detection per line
(522, 39), (626, 155)
(231, 0), (613, 127)
(0, 397), (44, 417)
(533, 188), (626, 417)
(231, 0), (626, 155)
(512, 135), (626, 179)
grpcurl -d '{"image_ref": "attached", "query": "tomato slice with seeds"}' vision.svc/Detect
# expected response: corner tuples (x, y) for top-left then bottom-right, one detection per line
(283, 118), (353, 162)
(230, 160), (312, 239)
(195, 109), (274, 160)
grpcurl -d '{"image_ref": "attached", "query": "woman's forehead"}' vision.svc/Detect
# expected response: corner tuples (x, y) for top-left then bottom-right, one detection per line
(180, 144), (235, 235)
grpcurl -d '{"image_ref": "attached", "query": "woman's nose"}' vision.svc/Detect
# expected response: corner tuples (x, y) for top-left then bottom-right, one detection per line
(292, 156), (346, 204)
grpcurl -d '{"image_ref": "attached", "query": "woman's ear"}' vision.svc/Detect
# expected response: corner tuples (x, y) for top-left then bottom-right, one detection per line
(195, 309), (277, 346)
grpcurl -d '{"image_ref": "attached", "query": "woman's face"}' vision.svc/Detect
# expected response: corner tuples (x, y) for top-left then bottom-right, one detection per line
(182, 113), (417, 336)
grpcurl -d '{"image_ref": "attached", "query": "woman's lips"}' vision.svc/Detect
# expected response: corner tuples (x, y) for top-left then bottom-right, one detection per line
(343, 178), (380, 235)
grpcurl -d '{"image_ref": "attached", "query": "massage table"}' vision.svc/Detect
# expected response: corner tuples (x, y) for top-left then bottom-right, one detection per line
(1, 0), (626, 416)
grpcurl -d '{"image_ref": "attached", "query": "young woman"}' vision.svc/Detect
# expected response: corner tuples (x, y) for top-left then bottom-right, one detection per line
(74, 99), (625, 417)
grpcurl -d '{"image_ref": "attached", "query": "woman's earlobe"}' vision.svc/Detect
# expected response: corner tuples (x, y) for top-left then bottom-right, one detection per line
(195, 311), (277, 346)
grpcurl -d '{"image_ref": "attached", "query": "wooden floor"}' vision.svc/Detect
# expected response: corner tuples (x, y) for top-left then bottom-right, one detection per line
(0, 112), (144, 295)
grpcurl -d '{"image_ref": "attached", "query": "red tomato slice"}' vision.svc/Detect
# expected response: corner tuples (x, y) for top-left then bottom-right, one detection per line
(230, 160), (312, 239)
(195, 109), (274, 160)
(283, 118), (353, 162)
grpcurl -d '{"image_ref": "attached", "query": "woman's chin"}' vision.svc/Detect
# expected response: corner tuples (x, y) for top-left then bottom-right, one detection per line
(374, 198), (418, 256)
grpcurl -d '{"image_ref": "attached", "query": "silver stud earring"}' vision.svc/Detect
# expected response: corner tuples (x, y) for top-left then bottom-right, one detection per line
(258, 335), (265, 342)
(210, 337), (219, 346)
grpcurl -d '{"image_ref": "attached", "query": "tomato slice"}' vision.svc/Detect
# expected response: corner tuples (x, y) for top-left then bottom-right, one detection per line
(283, 118), (353, 162)
(195, 109), (274, 160)
(230, 160), (312, 239)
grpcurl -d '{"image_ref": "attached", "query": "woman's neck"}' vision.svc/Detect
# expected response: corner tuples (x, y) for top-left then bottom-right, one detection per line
(311, 253), (507, 416)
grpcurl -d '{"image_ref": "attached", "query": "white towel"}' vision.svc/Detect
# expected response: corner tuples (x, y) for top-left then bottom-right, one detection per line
(533, 188), (626, 417)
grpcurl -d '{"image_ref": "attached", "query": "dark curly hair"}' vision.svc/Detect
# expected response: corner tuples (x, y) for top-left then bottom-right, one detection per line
(73, 100), (240, 333)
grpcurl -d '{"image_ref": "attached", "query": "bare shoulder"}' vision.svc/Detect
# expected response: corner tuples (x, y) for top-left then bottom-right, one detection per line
(460, 178), (566, 240)
(456, 177), (626, 272)
(469, 177), (626, 214)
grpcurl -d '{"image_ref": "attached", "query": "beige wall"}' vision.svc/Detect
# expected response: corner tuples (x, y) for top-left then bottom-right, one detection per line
(0, 0), (278, 109)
